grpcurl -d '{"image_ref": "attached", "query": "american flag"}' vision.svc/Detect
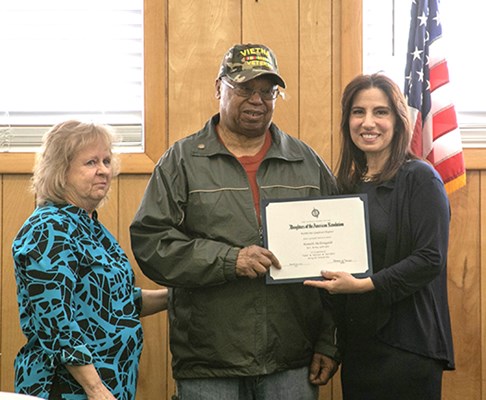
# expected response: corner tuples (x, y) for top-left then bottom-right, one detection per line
(404, 0), (466, 194)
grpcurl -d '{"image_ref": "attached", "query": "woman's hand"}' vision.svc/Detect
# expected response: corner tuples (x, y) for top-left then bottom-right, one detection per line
(304, 271), (375, 294)
(85, 383), (117, 400)
(66, 364), (117, 399)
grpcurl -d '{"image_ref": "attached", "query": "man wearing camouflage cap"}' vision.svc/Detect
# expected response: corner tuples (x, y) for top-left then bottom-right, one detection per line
(131, 43), (339, 400)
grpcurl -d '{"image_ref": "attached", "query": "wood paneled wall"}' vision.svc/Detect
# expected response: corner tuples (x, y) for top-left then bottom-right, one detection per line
(1, 1), (484, 399)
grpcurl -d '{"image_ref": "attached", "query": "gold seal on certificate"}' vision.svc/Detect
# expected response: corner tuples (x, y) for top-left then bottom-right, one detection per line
(262, 195), (372, 284)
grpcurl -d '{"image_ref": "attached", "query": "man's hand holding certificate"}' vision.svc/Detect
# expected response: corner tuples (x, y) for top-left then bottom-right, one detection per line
(262, 195), (372, 284)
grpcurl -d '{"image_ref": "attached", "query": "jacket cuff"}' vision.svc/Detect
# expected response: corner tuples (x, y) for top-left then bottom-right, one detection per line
(223, 247), (240, 282)
(314, 341), (341, 363)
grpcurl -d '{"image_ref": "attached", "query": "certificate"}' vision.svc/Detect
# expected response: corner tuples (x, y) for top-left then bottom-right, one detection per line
(262, 195), (372, 284)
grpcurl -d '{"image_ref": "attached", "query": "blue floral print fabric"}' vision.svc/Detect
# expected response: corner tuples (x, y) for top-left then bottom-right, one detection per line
(12, 204), (143, 399)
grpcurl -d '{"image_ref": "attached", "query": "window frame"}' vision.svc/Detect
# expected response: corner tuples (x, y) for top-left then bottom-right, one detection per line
(3, 0), (483, 173)
(361, 0), (486, 171)
(0, 0), (165, 174)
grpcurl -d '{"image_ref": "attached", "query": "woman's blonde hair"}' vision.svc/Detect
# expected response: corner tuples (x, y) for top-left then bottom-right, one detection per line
(32, 120), (120, 206)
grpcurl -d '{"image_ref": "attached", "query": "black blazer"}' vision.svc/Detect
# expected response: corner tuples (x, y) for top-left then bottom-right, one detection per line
(371, 160), (455, 369)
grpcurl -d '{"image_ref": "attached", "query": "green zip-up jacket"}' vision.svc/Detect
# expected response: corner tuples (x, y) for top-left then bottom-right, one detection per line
(130, 114), (339, 378)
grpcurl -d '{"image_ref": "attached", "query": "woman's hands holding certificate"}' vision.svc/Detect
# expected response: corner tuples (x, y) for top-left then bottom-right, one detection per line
(304, 271), (375, 294)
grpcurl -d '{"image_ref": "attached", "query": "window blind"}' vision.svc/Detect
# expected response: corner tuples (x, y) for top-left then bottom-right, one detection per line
(0, 0), (144, 152)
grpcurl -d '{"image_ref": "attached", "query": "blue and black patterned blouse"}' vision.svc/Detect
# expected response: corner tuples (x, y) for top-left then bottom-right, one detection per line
(12, 203), (143, 399)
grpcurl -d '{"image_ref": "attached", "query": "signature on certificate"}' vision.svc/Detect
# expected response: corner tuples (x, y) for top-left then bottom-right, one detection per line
(332, 259), (355, 265)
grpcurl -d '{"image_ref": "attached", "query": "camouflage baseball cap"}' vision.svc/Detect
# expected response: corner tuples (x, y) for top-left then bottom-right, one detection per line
(217, 43), (286, 88)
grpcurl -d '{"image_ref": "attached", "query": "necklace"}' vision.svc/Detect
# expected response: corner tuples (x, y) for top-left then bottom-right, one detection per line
(360, 174), (376, 183)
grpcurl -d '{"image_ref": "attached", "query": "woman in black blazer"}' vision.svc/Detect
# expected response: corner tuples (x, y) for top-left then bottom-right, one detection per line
(305, 73), (454, 400)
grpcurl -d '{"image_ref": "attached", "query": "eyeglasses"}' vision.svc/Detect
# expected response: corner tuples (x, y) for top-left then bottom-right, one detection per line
(221, 79), (280, 100)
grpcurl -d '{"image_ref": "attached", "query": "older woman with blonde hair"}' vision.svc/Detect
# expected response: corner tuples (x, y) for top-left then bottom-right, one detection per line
(32, 120), (121, 209)
(12, 120), (167, 400)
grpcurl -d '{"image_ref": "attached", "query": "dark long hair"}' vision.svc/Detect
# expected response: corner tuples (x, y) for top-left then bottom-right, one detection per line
(336, 73), (418, 193)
